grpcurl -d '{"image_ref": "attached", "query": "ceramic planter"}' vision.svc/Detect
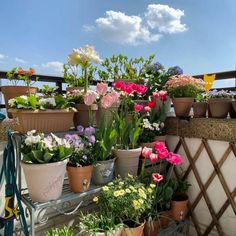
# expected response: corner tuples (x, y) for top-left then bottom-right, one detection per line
(121, 221), (145, 236)
(113, 147), (142, 178)
(92, 158), (116, 185)
(208, 98), (231, 118)
(9, 109), (74, 133)
(1, 85), (37, 118)
(172, 97), (194, 117)
(74, 103), (98, 128)
(67, 165), (93, 193)
(171, 193), (189, 221)
(21, 159), (68, 202)
(193, 102), (207, 118)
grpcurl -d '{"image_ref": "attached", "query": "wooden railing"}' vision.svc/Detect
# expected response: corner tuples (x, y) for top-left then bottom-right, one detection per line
(0, 70), (235, 109)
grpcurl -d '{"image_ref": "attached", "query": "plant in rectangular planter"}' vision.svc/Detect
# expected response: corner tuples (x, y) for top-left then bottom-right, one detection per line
(165, 75), (205, 117)
(21, 130), (73, 202)
(2, 67), (38, 118)
(65, 126), (96, 192)
(8, 94), (75, 133)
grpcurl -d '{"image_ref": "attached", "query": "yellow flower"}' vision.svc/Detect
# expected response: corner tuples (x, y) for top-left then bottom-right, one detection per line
(125, 189), (131, 193)
(127, 173), (133, 178)
(138, 189), (147, 199)
(133, 200), (141, 210)
(119, 181), (124, 185)
(93, 196), (99, 202)
(150, 184), (156, 189)
(138, 199), (144, 204)
(102, 186), (109, 191)
(147, 188), (153, 193)
(113, 191), (120, 197)
(108, 182), (113, 186)
(119, 190), (125, 196)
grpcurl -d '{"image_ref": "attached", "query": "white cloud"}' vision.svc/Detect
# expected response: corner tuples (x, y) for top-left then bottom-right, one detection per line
(42, 61), (64, 72)
(0, 53), (7, 60)
(83, 25), (95, 32)
(145, 4), (187, 33)
(15, 57), (27, 63)
(95, 10), (161, 45)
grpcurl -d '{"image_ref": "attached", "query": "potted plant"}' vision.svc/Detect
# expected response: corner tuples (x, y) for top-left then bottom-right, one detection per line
(165, 75), (205, 117)
(207, 89), (233, 118)
(79, 213), (123, 236)
(8, 94), (75, 133)
(45, 226), (74, 236)
(140, 141), (184, 236)
(1, 67), (38, 118)
(39, 84), (59, 97)
(171, 178), (191, 222)
(65, 126), (95, 193)
(193, 93), (208, 118)
(64, 45), (101, 127)
(21, 130), (73, 202)
(94, 175), (153, 236)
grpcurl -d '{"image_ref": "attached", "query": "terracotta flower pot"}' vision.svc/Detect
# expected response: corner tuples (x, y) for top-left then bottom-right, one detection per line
(21, 159), (68, 202)
(171, 193), (189, 221)
(172, 97), (194, 117)
(92, 158), (116, 185)
(113, 147), (142, 178)
(208, 98), (231, 118)
(193, 102), (207, 118)
(9, 109), (74, 133)
(229, 101), (236, 118)
(67, 165), (93, 193)
(74, 103), (98, 128)
(121, 221), (145, 236)
(66, 86), (84, 92)
(96, 102), (120, 126)
(1, 85), (37, 118)
(154, 135), (167, 142)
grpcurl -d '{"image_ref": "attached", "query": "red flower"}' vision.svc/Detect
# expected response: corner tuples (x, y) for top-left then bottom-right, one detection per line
(149, 153), (158, 163)
(167, 152), (183, 165)
(144, 106), (151, 112)
(142, 147), (152, 158)
(148, 100), (156, 108)
(158, 148), (169, 159)
(18, 69), (27, 75)
(134, 104), (143, 112)
(154, 141), (166, 151)
(135, 84), (148, 95)
(113, 80), (126, 91)
(153, 92), (159, 99)
(28, 69), (35, 75)
(124, 84), (134, 94)
(152, 173), (163, 183)
(159, 90), (168, 102)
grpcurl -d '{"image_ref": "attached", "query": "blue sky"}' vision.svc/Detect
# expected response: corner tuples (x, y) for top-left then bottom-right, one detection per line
(0, 0), (236, 86)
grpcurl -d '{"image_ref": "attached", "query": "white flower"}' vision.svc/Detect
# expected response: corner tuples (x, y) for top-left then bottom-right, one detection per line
(39, 97), (56, 107)
(161, 122), (165, 128)
(24, 135), (41, 146)
(27, 130), (37, 136)
(20, 95), (27, 100)
(8, 98), (16, 107)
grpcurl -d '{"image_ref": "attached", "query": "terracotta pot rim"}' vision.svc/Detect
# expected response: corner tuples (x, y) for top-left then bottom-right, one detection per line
(208, 98), (231, 102)
(9, 108), (74, 113)
(75, 103), (98, 110)
(123, 220), (146, 229)
(1, 85), (37, 89)
(67, 164), (93, 169)
(21, 159), (68, 167)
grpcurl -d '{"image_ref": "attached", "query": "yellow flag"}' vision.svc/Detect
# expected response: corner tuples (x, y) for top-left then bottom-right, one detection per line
(203, 74), (216, 91)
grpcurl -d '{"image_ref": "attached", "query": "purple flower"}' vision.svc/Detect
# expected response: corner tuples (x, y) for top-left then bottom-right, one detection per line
(77, 125), (84, 133)
(167, 66), (183, 76)
(84, 126), (95, 136)
(147, 62), (164, 74)
(88, 135), (96, 143)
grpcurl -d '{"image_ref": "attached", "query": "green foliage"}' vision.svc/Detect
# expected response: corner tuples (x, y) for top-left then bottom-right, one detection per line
(93, 116), (118, 161)
(79, 212), (122, 234)
(39, 85), (59, 97)
(98, 54), (154, 82)
(168, 84), (203, 98)
(21, 131), (73, 164)
(196, 93), (207, 102)
(45, 226), (74, 236)
(171, 178), (191, 194)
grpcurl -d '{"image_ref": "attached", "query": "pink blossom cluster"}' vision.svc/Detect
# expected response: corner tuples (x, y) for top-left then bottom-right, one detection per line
(165, 75), (205, 90)
(142, 141), (183, 184)
(153, 90), (168, 102)
(113, 80), (148, 95)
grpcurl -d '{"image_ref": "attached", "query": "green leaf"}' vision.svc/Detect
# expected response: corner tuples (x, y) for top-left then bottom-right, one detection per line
(43, 152), (54, 162)
(32, 150), (44, 163)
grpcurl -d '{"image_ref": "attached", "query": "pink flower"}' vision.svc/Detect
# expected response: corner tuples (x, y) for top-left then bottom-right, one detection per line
(152, 173), (163, 183)
(154, 141), (166, 151)
(135, 84), (148, 95)
(134, 104), (143, 112)
(144, 106), (151, 112)
(159, 90), (168, 102)
(101, 94), (113, 109)
(158, 148), (169, 159)
(96, 82), (108, 95)
(148, 101), (156, 108)
(167, 152), (183, 165)
(153, 92), (159, 99)
(124, 84), (134, 94)
(150, 153), (158, 163)
(113, 81), (125, 90)
(142, 147), (152, 158)
(109, 91), (120, 104)
(84, 90), (97, 106)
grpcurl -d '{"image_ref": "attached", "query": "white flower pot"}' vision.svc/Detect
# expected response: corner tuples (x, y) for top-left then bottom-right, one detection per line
(21, 159), (68, 202)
